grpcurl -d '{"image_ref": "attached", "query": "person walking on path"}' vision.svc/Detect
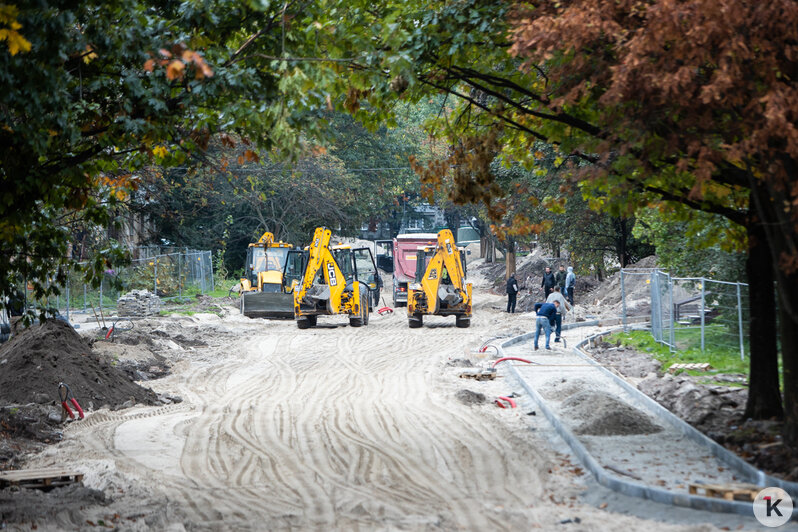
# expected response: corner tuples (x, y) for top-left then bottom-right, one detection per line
(546, 286), (571, 342)
(533, 300), (559, 350)
(506, 273), (519, 313)
(565, 266), (576, 305)
(555, 264), (567, 291)
(541, 267), (556, 299)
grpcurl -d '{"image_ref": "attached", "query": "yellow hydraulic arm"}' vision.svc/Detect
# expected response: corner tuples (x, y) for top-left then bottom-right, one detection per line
(294, 227), (368, 328)
(407, 229), (471, 328)
(417, 230), (467, 314)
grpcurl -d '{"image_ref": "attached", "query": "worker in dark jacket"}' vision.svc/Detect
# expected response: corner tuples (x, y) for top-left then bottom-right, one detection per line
(541, 267), (556, 298)
(533, 300), (560, 350)
(506, 274), (519, 313)
(554, 264), (567, 291)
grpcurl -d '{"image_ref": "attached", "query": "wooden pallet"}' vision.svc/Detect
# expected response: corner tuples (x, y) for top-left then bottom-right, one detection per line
(688, 482), (760, 501)
(0, 468), (84, 490)
(669, 363), (712, 373)
(459, 370), (497, 381)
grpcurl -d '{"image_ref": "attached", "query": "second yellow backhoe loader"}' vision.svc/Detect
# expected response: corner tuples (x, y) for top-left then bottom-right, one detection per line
(289, 227), (378, 329)
(406, 229), (472, 328)
(238, 231), (295, 319)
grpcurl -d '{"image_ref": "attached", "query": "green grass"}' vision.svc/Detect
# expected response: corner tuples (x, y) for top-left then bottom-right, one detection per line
(159, 309), (197, 317)
(606, 329), (748, 376)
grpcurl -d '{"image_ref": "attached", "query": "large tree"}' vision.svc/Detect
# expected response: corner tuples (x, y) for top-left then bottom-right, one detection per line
(0, 0), (337, 317)
(292, 0), (792, 436)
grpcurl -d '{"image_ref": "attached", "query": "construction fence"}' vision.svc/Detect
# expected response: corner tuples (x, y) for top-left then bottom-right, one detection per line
(620, 268), (749, 359)
(47, 249), (214, 319)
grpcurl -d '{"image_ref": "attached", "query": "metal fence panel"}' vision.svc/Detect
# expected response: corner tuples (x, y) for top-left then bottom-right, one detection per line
(621, 267), (749, 358)
(51, 249), (213, 317)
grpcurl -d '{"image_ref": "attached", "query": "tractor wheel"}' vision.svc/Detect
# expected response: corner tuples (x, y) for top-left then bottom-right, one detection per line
(297, 317), (312, 329)
(408, 313), (423, 328)
(455, 315), (471, 328)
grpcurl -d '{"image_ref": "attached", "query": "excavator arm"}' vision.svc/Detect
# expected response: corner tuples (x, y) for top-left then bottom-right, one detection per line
(294, 227), (358, 315)
(408, 229), (472, 327)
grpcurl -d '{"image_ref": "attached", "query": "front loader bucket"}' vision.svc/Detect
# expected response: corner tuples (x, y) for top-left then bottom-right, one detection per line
(241, 292), (295, 319)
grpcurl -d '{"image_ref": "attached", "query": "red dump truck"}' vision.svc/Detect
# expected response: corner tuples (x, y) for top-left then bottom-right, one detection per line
(391, 233), (439, 307)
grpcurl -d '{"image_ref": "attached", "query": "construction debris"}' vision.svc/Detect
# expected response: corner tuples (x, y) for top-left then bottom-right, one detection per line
(117, 290), (162, 317)
(459, 369), (497, 381)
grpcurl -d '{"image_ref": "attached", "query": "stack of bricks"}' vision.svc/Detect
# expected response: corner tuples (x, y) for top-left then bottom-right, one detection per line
(117, 290), (162, 317)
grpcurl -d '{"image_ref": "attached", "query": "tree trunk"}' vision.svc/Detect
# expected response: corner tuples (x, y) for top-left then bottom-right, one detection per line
(480, 235), (487, 258)
(616, 217), (629, 267)
(778, 284), (798, 444)
(743, 219), (783, 419)
(747, 171), (797, 444)
(486, 237), (495, 263)
(506, 240), (516, 279)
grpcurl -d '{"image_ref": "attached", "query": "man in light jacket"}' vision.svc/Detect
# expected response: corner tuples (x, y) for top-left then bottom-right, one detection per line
(565, 266), (576, 305)
(546, 286), (572, 342)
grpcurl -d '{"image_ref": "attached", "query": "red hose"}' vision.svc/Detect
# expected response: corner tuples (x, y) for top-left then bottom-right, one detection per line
(492, 357), (533, 368)
(495, 396), (517, 409)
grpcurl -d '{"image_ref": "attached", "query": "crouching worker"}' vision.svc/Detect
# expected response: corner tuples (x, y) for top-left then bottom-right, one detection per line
(546, 286), (572, 343)
(533, 300), (559, 350)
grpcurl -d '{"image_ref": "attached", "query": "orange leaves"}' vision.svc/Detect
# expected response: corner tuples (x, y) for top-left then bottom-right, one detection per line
(98, 174), (138, 201)
(143, 44), (213, 81)
(236, 149), (260, 165)
(166, 60), (185, 80)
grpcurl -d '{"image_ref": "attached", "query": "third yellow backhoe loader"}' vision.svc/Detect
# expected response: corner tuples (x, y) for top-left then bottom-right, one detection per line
(288, 227), (378, 329)
(406, 229), (472, 328)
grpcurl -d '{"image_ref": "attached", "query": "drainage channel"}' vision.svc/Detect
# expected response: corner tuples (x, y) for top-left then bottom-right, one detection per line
(493, 329), (798, 519)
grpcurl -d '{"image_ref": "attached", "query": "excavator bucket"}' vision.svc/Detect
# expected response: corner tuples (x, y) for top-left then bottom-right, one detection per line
(241, 291), (294, 319)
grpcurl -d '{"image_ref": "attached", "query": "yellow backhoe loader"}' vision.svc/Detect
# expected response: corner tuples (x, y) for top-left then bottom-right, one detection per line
(406, 229), (472, 328)
(238, 231), (295, 319)
(289, 227), (378, 329)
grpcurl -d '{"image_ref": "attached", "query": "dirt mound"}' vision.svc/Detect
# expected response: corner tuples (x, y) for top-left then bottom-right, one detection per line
(540, 377), (600, 401)
(561, 390), (663, 436)
(0, 320), (158, 409)
(584, 256), (658, 314)
(455, 389), (486, 406)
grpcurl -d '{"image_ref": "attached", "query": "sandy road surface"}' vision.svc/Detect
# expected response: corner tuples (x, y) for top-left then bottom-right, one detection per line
(20, 288), (718, 531)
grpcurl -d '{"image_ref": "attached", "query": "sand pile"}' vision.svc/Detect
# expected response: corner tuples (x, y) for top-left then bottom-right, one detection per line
(0, 319), (159, 408)
(561, 390), (663, 436)
(540, 377), (600, 401)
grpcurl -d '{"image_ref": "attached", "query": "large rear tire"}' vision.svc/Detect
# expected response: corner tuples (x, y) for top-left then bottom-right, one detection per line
(349, 291), (365, 327)
(456, 315), (471, 328)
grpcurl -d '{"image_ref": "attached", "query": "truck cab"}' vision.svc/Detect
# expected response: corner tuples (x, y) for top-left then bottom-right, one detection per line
(391, 233), (439, 307)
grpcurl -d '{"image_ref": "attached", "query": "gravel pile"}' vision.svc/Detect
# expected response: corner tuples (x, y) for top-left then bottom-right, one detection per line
(561, 390), (663, 436)
(117, 290), (162, 316)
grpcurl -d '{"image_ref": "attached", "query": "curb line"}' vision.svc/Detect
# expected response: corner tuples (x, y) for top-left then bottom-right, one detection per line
(495, 326), (798, 518)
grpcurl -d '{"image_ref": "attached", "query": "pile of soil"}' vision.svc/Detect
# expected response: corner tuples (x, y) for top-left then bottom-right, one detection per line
(540, 377), (600, 401)
(561, 390), (663, 436)
(455, 389), (486, 406)
(0, 320), (158, 409)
